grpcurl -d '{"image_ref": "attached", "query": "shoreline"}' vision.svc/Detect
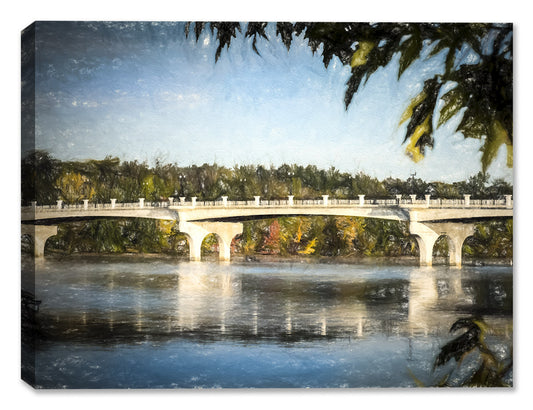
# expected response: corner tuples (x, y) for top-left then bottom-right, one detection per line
(26, 251), (513, 267)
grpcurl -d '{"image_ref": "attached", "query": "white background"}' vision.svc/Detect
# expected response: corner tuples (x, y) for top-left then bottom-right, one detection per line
(1, 1), (530, 408)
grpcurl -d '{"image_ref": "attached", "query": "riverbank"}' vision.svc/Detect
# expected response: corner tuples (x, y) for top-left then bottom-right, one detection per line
(24, 250), (513, 267)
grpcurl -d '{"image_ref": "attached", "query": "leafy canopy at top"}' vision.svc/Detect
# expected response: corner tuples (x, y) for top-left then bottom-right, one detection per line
(186, 22), (512, 172)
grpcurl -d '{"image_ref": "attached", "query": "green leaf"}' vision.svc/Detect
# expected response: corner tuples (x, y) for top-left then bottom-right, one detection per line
(245, 22), (269, 55)
(428, 39), (448, 58)
(457, 109), (488, 139)
(444, 48), (456, 76)
(398, 32), (422, 78)
(438, 88), (465, 128)
(276, 22), (295, 51)
(344, 67), (367, 108)
(481, 119), (512, 173)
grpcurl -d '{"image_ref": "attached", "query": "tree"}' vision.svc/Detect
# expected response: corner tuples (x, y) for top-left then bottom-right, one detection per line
(21, 150), (61, 205)
(56, 171), (95, 204)
(456, 171), (490, 198)
(487, 178), (513, 198)
(428, 181), (461, 199)
(351, 172), (389, 198)
(187, 22), (512, 172)
(86, 156), (122, 202)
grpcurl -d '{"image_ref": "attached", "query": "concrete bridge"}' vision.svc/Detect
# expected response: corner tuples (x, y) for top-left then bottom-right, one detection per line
(21, 194), (513, 266)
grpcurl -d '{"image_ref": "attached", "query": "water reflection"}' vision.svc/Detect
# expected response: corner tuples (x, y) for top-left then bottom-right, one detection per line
(31, 260), (512, 345)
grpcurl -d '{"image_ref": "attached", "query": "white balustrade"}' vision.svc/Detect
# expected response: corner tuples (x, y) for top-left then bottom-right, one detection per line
(26, 193), (514, 213)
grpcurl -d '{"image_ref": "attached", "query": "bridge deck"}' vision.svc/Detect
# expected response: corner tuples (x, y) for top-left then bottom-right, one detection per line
(21, 199), (513, 225)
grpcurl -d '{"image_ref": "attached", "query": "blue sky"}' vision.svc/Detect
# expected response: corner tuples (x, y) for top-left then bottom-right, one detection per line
(29, 21), (513, 183)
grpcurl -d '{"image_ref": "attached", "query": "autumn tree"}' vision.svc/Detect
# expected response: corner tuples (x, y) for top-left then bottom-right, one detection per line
(56, 171), (95, 204)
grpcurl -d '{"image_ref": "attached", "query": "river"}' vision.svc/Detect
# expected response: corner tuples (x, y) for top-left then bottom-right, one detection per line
(22, 256), (513, 388)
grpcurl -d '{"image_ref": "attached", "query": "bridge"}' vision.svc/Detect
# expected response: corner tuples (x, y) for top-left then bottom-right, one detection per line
(21, 194), (513, 267)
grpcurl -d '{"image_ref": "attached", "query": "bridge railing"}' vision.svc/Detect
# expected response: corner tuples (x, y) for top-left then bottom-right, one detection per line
(22, 196), (512, 212)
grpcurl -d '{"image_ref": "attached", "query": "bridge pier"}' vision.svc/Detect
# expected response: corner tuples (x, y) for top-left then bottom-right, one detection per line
(178, 220), (243, 261)
(21, 224), (58, 258)
(409, 221), (475, 267)
(430, 222), (475, 267)
(409, 222), (439, 266)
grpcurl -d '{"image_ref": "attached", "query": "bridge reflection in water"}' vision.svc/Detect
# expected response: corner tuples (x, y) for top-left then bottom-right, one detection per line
(34, 261), (512, 344)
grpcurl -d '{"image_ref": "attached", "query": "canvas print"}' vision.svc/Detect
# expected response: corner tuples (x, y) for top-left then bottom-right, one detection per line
(21, 22), (513, 388)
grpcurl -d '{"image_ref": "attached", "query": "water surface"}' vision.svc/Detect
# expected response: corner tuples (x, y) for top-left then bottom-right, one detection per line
(22, 257), (513, 388)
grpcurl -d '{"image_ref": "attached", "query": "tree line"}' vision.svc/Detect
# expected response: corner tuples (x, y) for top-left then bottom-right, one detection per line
(22, 150), (512, 206)
(21, 151), (512, 261)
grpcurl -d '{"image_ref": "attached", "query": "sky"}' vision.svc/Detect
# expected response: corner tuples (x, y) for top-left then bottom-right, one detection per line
(27, 21), (513, 184)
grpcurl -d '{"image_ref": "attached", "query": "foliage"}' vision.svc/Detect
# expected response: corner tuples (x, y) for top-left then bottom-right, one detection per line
(200, 234), (220, 255)
(56, 172), (95, 204)
(428, 317), (512, 387)
(187, 23), (512, 172)
(46, 219), (185, 255)
(463, 219), (513, 259)
(24, 152), (512, 260)
(41, 213), (512, 261)
(22, 152), (512, 205)
(21, 150), (61, 204)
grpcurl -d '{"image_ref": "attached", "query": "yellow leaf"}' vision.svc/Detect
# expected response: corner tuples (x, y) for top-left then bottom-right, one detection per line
(298, 237), (317, 255)
(399, 91), (427, 126)
(158, 220), (175, 235)
(295, 220), (303, 243)
(407, 368), (425, 387)
(405, 116), (430, 162)
(350, 41), (374, 67)
(506, 142), (513, 168)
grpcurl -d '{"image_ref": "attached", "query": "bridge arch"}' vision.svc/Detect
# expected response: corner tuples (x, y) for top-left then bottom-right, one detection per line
(432, 235), (452, 264)
(170, 232), (190, 258)
(432, 232), (476, 266)
(22, 199), (510, 263)
(410, 222), (475, 267)
(178, 221), (243, 261)
(21, 225), (58, 258)
(201, 233), (223, 261)
(175, 231), (199, 261)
